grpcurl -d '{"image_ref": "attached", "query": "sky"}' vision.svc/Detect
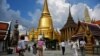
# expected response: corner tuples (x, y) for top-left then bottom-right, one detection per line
(0, 0), (100, 34)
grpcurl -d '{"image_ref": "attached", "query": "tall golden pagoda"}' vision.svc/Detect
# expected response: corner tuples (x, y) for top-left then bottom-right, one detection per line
(38, 0), (53, 39)
(29, 0), (61, 41)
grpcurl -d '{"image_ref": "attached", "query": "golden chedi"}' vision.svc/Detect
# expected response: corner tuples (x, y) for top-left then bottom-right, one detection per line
(38, 0), (53, 39)
(28, 0), (61, 41)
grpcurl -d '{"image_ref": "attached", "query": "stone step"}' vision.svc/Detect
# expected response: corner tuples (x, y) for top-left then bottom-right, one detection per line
(85, 50), (93, 54)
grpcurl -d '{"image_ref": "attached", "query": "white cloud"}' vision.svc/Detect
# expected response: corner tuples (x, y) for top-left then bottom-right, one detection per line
(18, 25), (27, 35)
(71, 3), (93, 21)
(91, 4), (100, 20)
(18, 25), (26, 30)
(28, 9), (41, 28)
(48, 0), (70, 25)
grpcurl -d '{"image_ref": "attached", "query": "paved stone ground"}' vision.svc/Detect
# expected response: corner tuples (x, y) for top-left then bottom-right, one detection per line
(0, 43), (100, 56)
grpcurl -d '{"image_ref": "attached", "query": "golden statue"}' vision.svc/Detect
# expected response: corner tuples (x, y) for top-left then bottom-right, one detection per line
(85, 25), (93, 54)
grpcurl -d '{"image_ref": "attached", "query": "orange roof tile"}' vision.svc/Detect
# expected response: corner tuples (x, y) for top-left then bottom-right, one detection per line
(0, 23), (9, 31)
(0, 21), (10, 40)
(94, 20), (100, 24)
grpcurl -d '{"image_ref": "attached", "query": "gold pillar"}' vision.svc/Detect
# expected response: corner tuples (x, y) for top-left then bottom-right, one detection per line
(64, 30), (65, 40)
(65, 30), (66, 40)
(67, 28), (69, 40)
(67, 28), (70, 39)
(62, 31), (64, 41)
(63, 31), (64, 40)
(72, 28), (74, 35)
(70, 28), (72, 38)
(69, 28), (71, 39)
(66, 30), (67, 40)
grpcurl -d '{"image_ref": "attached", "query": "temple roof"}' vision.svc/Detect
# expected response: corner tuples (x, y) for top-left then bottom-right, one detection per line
(93, 20), (100, 25)
(61, 7), (77, 30)
(72, 32), (85, 37)
(88, 23), (100, 36)
(77, 22), (100, 37)
(0, 21), (11, 41)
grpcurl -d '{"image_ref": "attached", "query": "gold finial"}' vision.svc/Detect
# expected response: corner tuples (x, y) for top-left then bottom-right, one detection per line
(42, 0), (50, 14)
(84, 7), (89, 18)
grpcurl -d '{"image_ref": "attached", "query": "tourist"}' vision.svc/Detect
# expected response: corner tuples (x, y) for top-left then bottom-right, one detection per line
(71, 39), (78, 56)
(79, 39), (86, 56)
(37, 38), (45, 56)
(17, 35), (26, 56)
(61, 40), (66, 55)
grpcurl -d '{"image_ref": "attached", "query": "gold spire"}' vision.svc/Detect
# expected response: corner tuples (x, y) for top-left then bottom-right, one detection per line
(38, 0), (53, 29)
(42, 0), (50, 14)
(37, 0), (53, 39)
(30, 0), (61, 41)
(84, 6), (91, 23)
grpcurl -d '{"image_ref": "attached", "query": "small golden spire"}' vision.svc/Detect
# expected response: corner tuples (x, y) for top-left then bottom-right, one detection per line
(42, 0), (50, 14)
(84, 6), (91, 23)
(84, 7), (89, 18)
